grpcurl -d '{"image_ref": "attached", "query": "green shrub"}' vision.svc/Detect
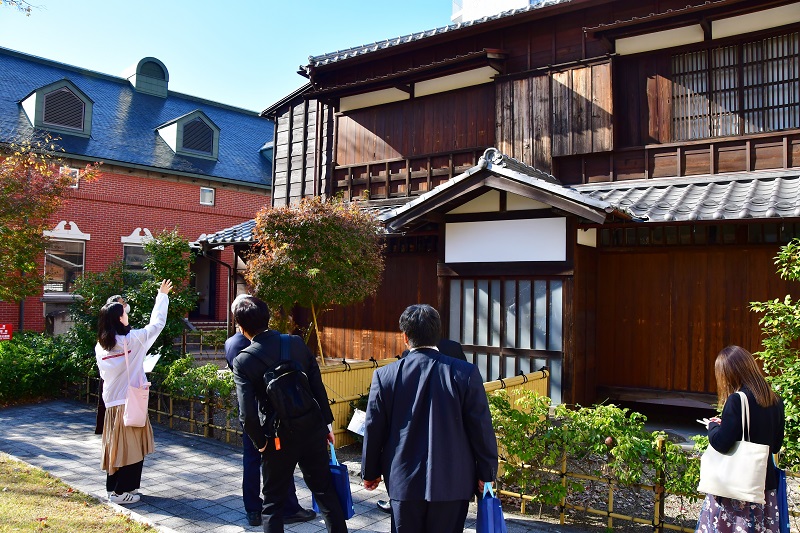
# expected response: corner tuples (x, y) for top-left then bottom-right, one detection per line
(488, 390), (702, 505)
(0, 330), (94, 403)
(751, 238), (800, 471)
(161, 356), (234, 407)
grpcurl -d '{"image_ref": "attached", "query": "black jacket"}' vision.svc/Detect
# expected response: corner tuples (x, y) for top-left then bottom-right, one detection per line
(232, 330), (334, 451)
(707, 388), (785, 491)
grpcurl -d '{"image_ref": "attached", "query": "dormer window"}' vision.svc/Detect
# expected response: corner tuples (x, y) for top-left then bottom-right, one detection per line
(156, 110), (220, 161)
(183, 117), (214, 154)
(20, 80), (93, 138)
(43, 87), (84, 130)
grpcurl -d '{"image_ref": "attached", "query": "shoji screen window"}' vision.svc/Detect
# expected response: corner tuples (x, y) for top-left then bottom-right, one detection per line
(448, 278), (563, 401)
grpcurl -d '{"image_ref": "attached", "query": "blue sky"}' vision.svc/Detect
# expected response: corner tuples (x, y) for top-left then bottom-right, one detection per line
(0, 0), (453, 113)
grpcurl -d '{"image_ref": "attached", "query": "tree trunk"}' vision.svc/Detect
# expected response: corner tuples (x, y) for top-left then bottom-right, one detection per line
(311, 302), (325, 365)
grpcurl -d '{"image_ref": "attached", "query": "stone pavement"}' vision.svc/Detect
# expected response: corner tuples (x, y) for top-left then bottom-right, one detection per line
(0, 400), (579, 533)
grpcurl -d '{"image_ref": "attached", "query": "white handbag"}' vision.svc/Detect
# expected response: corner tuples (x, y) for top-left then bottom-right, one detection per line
(697, 391), (769, 504)
(122, 339), (150, 428)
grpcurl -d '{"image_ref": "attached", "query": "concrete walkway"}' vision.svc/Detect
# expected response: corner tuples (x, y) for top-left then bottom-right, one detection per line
(0, 400), (579, 533)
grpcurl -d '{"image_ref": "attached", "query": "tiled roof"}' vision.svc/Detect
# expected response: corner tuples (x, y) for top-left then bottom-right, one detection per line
(198, 199), (409, 246)
(305, 0), (573, 69)
(574, 170), (800, 222)
(0, 47), (272, 187)
(198, 219), (257, 246)
(381, 148), (626, 231)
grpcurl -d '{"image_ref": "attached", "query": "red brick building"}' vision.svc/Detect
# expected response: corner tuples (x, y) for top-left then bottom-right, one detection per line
(0, 48), (273, 332)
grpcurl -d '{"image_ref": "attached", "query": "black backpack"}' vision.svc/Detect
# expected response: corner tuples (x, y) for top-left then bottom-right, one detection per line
(251, 334), (325, 437)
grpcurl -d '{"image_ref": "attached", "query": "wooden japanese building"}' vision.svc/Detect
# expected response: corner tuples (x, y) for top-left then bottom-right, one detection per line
(206, 0), (800, 407)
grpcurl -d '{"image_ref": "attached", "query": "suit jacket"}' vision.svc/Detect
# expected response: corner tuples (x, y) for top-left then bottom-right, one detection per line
(400, 338), (467, 361)
(232, 330), (334, 451)
(362, 348), (498, 502)
(224, 332), (250, 371)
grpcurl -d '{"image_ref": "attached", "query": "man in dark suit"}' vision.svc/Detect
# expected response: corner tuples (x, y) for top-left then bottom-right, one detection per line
(362, 304), (498, 533)
(375, 335), (469, 513)
(225, 313), (316, 527)
(231, 295), (346, 533)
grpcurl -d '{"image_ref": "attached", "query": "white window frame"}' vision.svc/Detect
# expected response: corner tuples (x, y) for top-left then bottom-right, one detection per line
(200, 187), (215, 206)
(44, 239), (85, 293)
(60, 166), (80, 189)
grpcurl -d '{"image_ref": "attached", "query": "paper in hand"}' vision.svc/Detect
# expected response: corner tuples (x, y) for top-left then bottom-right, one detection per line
(143, 353), (162, 373)
(347, 409), (367, 436)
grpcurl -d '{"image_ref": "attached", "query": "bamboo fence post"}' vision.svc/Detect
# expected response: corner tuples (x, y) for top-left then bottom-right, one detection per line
(560, 450), (567, 525)
(203, 398), (210, 438)
(654, 436), (666, 533)
(157, 390), (162, 424)
(608, 480), (615, 530)
(169, 396), (174, 429)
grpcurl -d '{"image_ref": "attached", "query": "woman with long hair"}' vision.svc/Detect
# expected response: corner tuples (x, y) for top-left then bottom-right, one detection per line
(95, 279), (172, 504)
(695, 345), (785, 533)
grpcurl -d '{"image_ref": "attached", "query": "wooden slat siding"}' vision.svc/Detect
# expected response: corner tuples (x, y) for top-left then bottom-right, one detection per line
(318, 249), (439, 360)
(552, 69), (571, 157)
(532, 74), (552, 172)
(592, 245), (800, 400)
(572, 66), (591, 155)
(320, 102), (334, 199)
(496, 79), (514, 156)
(592, 62), (613, 153)
(513, 77), (530, 165)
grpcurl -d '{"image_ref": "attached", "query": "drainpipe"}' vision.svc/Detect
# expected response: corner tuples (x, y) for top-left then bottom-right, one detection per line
(200, 245), (234, 336)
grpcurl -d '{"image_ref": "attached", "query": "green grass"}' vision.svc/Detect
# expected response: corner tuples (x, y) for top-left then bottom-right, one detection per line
(0, 453), (153, 532)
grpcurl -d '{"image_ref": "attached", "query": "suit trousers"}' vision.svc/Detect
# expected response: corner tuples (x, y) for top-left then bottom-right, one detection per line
(260, 431), (346, 533)
(390, 499), (469, 533)
(241, 431), (302, 515)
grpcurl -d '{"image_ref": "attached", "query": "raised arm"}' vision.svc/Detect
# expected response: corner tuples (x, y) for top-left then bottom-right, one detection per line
(134, 279), (172, 352)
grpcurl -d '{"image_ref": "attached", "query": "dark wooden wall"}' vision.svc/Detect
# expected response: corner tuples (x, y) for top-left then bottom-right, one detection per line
(587, 245), (798, 398)
(496, 61), (613, 173)
(271, 98), (335, 206)
(316, 249), (439, 360)
(336, 85), (495, 165)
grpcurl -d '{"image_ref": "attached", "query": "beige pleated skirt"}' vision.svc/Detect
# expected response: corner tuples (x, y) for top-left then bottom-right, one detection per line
(100, 404), (155, 475)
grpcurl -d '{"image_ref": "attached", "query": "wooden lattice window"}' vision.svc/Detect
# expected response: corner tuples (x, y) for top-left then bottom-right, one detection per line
(672, 32), (800, 140)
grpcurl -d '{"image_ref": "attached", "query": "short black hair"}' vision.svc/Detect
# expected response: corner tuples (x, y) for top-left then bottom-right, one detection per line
(399, 304), (441, 349)
(232, 295), (270, 337)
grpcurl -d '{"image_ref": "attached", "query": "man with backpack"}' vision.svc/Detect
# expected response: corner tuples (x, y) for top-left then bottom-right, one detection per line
(231, 295), (347, 533)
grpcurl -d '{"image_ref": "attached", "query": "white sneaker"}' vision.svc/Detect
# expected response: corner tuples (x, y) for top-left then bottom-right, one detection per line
(109, 492), (140, 504)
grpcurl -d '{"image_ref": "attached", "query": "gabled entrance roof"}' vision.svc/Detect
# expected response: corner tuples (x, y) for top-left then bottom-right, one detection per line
(379, 148), (632, 233)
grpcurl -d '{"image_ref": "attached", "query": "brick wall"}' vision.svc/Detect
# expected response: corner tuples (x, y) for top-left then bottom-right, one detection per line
(0, 166), (269, 332)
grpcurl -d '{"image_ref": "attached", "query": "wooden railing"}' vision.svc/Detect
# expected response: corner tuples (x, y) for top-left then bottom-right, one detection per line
(332, 148), (486, 200)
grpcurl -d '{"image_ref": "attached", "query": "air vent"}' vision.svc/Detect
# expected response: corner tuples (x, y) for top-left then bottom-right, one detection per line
(140, 61), (166, 80)
(183, 118), (213, 153)
(43, 87), (84, 130)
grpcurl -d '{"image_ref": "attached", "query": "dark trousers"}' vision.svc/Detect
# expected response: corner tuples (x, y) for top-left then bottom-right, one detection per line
(241, 431), (303, 516)
(106, 460), (144, 494)
(390, 499), (469, 533)
(261, 432), (346, 533)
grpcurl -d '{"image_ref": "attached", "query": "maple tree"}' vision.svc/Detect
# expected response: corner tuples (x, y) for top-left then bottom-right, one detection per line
(245, 196), (385, 362)
(0, 135), (100, 307)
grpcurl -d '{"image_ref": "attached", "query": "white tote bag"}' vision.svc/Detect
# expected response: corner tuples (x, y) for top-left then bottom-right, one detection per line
(122, 339), (150, 428)
(697, 391), (769, 504)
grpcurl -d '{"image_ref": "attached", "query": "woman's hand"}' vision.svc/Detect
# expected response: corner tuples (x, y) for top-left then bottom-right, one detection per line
(159, 279), (173, 294)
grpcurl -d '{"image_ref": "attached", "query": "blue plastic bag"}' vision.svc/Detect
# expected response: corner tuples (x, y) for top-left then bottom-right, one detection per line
(775, 457), (790, 533)
(476, 482), (507, 533)
(312, 443), (355, 520)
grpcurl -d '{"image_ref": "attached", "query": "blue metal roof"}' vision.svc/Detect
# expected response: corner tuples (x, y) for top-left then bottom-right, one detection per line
(0, 47), (272, 188)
